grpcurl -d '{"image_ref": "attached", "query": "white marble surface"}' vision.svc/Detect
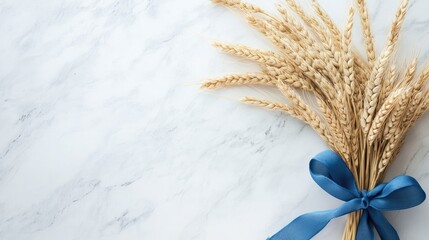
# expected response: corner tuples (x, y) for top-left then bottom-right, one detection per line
(2, 0), (429, 239)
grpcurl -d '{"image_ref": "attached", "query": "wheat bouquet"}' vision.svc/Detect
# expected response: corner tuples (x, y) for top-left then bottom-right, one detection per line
(202, 0), (428, 239)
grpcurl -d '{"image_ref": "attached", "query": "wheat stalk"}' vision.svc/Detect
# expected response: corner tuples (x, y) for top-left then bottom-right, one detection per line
(205, 0), (428, 239)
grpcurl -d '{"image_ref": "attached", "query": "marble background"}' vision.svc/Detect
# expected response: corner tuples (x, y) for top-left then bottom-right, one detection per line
(1, 0), (429, 239)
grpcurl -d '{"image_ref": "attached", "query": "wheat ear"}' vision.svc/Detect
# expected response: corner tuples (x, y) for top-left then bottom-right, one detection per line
(361, 0), (409, 133)
(355, 0), (376, 68)
(202, 73), (275, 89)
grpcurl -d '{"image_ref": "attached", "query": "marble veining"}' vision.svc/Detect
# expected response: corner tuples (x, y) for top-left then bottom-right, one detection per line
(1, 0), (429, 239)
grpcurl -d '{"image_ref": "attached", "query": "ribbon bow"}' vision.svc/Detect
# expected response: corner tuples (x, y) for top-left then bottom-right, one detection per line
(268, 150), (426, 240)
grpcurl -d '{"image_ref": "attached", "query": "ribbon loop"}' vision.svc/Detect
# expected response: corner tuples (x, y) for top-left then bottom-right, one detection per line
(309, 150), (360, 201)
(268, 150), (426, 240)
(370, 175), (426, 211)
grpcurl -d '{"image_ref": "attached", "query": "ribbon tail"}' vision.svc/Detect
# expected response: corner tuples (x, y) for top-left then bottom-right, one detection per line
(268, 210), (334, 240)
(268, 199), (361, 240)
(368, 208), (399, 240)
(356, 210), (374, 240)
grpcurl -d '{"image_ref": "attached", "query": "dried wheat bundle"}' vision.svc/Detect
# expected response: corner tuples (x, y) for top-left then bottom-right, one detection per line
(203, 0), (429, 239)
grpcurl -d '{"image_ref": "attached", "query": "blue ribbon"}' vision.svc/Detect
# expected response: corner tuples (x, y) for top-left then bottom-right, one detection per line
(268, 150), (426, 240)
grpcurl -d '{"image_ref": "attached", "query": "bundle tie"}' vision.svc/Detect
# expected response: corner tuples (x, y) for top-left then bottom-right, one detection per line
(268, 150), (426, 240)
